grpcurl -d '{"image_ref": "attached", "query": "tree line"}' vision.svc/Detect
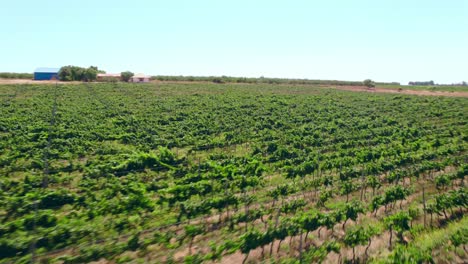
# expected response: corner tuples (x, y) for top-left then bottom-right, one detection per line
(408, 81), (435, 86)
(58, 66), (135, 82)
(409, 80), (467, 86)
(153, 75), (399, 86)
(0, 72), (33, 79)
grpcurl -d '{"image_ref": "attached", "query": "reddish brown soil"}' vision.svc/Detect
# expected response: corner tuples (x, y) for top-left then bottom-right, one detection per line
(328, 85), (468, 98)
(0, 79), (81, 85)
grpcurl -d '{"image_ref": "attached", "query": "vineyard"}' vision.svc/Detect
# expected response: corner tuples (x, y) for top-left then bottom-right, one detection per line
(0, 82), (467, 263)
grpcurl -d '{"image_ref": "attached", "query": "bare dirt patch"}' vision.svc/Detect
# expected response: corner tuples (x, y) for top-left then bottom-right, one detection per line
(328, 85), (468, 98)
(0, 79), (80, 85)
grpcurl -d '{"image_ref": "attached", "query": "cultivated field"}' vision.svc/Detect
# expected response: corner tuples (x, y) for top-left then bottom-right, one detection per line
(0, 82), (467, 263)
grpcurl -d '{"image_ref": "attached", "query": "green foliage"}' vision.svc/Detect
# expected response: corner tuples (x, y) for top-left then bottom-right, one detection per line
(184, 253), (204, 264)
(153, 75), (401, 87)
(385, 211), (412, 244)
(298, 211), (322, 233)
(340, 180), (356, 200)
(363, 79), (376, 88)
(106, 149), (178, 176)
(387, 245), (434, 264)
(184, 224), (204, 240)
(0, 238), (29, 258)
(317, 188), (334, 207)
(40, 190), (76, 208)
(58, 65), (100, 81)
(435, 174), (451, 190)
(385, 212), (411, 233)
(368, 175), (382, 192)
(84, 67), (98, 82)
(456, 164), (467, 179)
(370, 195), (385, 213)
(0, 82), (466, 263)
(303, 241), (341, 263)
(450, 227), (467, 247)
(127, 232), (141, 251)
(408, 81), (435, 86)
(383, 185), (411, 205)
(23, 211), (58, 230)
(121, 71), (134, 82)
(341, 200), (365, 223)
(432, 188), (468, 217)
(343, 225), (375, 248)
(240, 229), (263, 254)
(0, 72), (33, 79)
(204, 239), (239, 261)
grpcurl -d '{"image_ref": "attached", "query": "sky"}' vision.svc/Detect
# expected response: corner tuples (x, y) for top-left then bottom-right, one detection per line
(1, 0), (467, 84)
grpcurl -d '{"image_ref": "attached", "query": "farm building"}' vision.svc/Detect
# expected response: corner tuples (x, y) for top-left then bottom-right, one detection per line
(130, 74), (151, 83)
(97, 73), (121, 82)
(34, 68), (59, 81)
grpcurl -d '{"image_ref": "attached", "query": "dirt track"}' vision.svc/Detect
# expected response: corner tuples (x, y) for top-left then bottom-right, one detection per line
(328, 85), (468, 98)
(0, 79), (81, 85)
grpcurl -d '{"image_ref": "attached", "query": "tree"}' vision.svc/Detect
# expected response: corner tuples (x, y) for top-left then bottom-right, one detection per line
(83, 67), (98, 82)
(58, 67), (73, 81)
(409, 81), (435, 86)
(58, 65), (101, 81)
(363, 79), (375, 88)
(121, 71), (134, 82)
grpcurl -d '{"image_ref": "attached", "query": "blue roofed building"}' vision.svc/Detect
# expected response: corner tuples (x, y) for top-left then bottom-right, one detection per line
(34, 68), (60, 80)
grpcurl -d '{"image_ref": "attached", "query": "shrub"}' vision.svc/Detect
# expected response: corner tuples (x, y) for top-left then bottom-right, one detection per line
(363, 79), (376, 88)
(212, 77), (225, 84)
(121, 71), (134, 82)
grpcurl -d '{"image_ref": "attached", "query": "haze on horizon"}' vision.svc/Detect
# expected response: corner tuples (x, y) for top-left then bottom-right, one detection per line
(1, 0), (467, 85)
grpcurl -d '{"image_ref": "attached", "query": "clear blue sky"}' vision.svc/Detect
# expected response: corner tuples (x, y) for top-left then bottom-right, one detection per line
(1, 0), (467, 84)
